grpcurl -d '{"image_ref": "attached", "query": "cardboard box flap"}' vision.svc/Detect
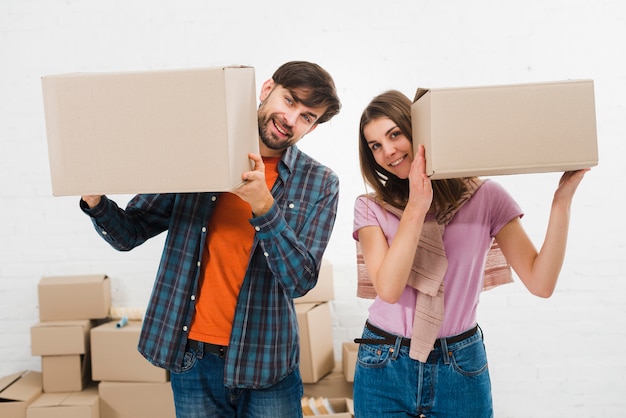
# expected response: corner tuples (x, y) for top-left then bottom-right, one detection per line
(29, 387), (98, 408)
(413, 87), (429, 102)
(39, 275), (107, 286)
(0, 370), (42, 402)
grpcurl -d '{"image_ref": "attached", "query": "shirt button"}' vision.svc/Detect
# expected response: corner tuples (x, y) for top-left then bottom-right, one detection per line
(182, 326), (188, 331)
(101, 230), (108, 235)
(264, 252), (269, 257)
(201, 227), (206, 233)
(288, 203), (295, 209)
(197, 261), (201, 267)
(254, 226), (260, 231)
(211, 196), (217, 201)
(191, 295), (196, 301)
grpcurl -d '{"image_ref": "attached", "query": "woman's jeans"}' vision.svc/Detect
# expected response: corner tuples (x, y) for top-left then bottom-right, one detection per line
(170, 341), (303, 418)
(354, 324), (493, 418)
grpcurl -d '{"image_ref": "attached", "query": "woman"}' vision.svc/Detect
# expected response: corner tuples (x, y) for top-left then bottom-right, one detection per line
(352, 90), (588, 417)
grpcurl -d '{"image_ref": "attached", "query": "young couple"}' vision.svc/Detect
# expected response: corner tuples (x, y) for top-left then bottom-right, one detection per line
(81, 62), (588, 417)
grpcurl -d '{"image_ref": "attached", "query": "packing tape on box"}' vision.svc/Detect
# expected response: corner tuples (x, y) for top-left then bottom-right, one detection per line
(109, 306), (145, 321)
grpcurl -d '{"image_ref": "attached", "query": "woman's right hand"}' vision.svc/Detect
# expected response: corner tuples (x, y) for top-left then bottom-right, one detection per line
(407, 144), (433, 212)
(81, 195), (102, 208)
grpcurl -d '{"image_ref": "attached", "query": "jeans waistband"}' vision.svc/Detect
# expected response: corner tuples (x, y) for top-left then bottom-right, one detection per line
(355, 321), (479, 349)
(186, 339), (227, 359)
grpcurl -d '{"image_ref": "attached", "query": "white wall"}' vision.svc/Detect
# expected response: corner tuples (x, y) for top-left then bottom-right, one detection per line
(1, 1), (625, 416)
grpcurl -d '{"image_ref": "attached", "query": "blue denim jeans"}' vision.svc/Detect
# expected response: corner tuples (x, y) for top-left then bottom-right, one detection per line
(170, 341), (303, 418)
(354, 325), (493, 418)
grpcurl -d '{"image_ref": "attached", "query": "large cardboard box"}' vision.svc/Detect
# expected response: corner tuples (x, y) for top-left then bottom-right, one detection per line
(411, 79), (598, 179)
(295, 259), (335, 304)
(42, 354), (90, 393)
(42, 66), (259, 196)
(90, 320), (168, 383)
(0, 371), (42, 418)
(27, 386), (99, 418)
(31, 320), (92, 356)
(38, 275), (111, 321)
(296, 302), (335, 384)
(98, 381), (175, 418)
(303, 366), (353, 400)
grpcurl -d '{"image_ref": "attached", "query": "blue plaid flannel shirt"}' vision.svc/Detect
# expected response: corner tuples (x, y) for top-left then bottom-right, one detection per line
(81, 145), (339, 388)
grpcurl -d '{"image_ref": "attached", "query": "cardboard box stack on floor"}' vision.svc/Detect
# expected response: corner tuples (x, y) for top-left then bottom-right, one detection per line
(26, 274), (110, 417)
(297, 260), (355, 416)
(90, 320), (176, 418)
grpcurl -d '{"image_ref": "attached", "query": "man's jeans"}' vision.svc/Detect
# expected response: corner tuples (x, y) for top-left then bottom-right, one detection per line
(170, 341), (303, 417)
(354, 325), (493, 417)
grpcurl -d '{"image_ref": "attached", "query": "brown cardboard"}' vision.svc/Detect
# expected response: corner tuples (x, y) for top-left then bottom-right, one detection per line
(0, 370), (42, 418)
(41, 354), (90, 393)
(31, 320), (92, 356)
(295, 259), (335, 304)
(42, 66), (259, 196)
(90, 320), (168, 383)
(411, 79), (598, 179)
(296, 302), (335, 384)
(302, 397), (353, 417)
(98, 381), (175, 418)
(38, 275), (111, 321)
(341, 342), (359, 383)
(303, 366), (353, 400)
(27, 386), (99, 418)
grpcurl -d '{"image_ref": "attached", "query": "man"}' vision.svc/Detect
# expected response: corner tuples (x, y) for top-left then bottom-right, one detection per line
(80, 61), (341, 417)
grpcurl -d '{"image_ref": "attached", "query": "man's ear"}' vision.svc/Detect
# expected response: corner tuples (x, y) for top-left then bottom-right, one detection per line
(259, 79), (275, 101)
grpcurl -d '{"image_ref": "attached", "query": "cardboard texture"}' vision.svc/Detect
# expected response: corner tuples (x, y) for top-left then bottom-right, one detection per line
(26, 386), (99, 418)
(0, 371), (42, 418)
(411, 79), (598, 179)
(38, 275), (111, 321)
(41, 354), (90, 393)
(90, 320), (168, 383)
(295, 259), (335, 304)
(98, 381), (175, 418)
(303, 367), (353, 400)
(31, 320), (92, 356)
(341, 342), (359, 383)
(296, 302), (335, 384)
(302, 397), (353, 417)
(42, 66), (259, 196)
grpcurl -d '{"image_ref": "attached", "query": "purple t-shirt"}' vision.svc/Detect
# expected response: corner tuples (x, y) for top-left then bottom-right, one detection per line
(353, 180), (523, 338)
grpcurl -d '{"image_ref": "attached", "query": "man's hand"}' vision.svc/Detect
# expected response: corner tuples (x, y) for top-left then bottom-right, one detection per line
(81, 195), (103, 208)
(230, 153), (275, 216)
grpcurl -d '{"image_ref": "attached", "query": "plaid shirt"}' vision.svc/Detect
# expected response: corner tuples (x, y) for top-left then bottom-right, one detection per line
(81, 145), (339, 388)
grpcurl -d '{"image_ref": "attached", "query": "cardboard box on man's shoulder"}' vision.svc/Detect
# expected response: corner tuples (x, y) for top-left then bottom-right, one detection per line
(41, 65), (259, 196)
(0, 370), (42, 418)
(38, 275), (110, 321)
(411, 79), (598, 179)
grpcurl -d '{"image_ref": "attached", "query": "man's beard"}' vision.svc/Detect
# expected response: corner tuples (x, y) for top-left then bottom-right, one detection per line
(258, 113), (296, 151)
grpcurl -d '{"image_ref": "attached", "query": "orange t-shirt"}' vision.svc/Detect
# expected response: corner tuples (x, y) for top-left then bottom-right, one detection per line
(188, 157), (280, 345)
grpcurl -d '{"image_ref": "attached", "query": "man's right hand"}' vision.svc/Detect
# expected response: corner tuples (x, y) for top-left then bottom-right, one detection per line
(81, 195), (103, 208)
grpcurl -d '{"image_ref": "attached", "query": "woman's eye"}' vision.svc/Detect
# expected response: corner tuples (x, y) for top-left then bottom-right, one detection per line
(370, 143), (380, 151)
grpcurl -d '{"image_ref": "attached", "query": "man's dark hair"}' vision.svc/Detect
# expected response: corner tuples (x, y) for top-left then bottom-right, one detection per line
(271, 61), (341, 124)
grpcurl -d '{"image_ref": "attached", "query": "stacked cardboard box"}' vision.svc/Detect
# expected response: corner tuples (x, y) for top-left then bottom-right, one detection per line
(90, 320), (175, 418)
(26, 274), (111, 417)
(0, 370), (42, 418)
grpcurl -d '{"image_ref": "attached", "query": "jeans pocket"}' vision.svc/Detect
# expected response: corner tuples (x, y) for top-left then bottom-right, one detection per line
(178, 350), (197, 373)
(450, 340), (488, 377)
(356, 342), (393, 369)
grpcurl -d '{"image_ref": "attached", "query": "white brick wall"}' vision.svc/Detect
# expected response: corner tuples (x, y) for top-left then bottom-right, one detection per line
(1, 1), (624, 415)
